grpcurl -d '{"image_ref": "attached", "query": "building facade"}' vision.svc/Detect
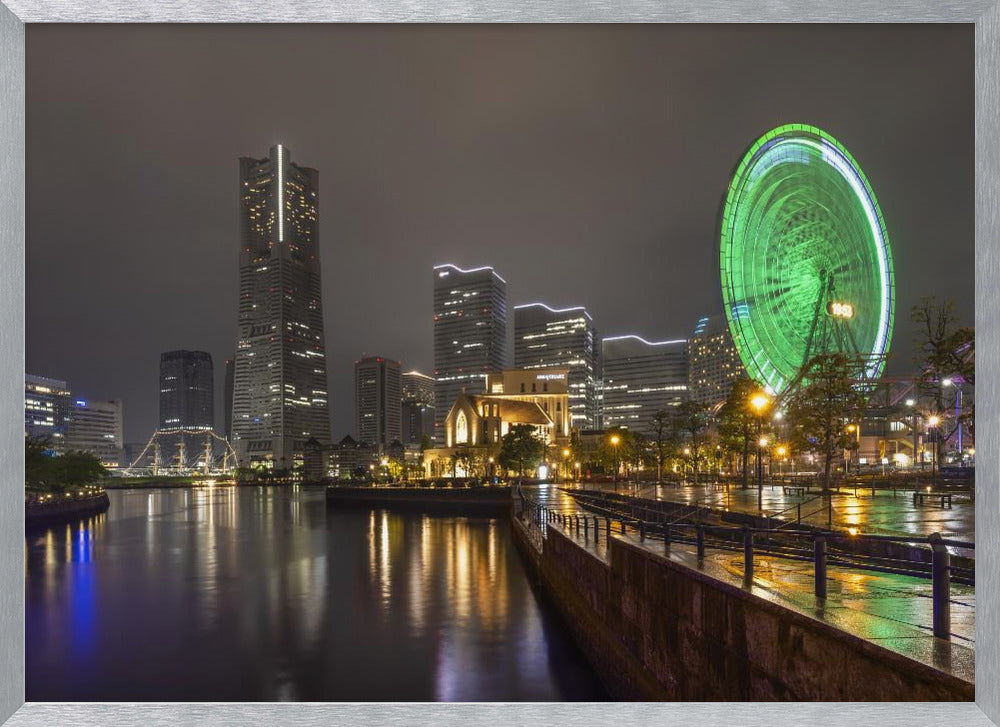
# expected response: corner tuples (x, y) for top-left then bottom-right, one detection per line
(401, 400), (434, 446)
(423, 368), (571, 478)
(159, 350), (214, 430)
(231, 144), (331, 469)
(432, 264), (508, 442)
(687, 314), (744, 407)
(601, 335), (689, 435)
(402, 370), (435, 405)
(355, 356), (402, 449)
(514, 303), (599, 430)
(25, 374), (71, 452)
(65, 398), (124, 468)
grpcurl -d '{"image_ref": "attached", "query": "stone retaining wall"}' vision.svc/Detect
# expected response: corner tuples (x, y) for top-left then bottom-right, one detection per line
(511, 516), (974, 701)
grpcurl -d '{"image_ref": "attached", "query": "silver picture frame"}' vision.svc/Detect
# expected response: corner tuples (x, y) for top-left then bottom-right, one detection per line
(1, 2), (996, 725)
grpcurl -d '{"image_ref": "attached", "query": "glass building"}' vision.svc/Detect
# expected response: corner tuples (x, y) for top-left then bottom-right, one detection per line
(25, 374), (71, 453)
(432, 264), (508, 442)
(601, 335), (688, 435)
(65, 398), (124, 468)
(514, 303), (598, 430)
(232, 144), (331, 468)
(355, 356), (402, 449)
(687, 314), (744, 407)
(159, 350), (214, 431)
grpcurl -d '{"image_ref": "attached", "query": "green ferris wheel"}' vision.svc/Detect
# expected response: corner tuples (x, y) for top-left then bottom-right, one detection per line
(720, 124), (895, 396)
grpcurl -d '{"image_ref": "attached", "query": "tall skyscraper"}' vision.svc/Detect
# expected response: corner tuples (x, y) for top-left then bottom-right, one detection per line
(601, 335), (688, 435)
(688, 314), (744, 406)
(514, 303), (599, 430)
(223, 357), (235, 440)
(432, 264), (508, 441)
(355, 356), (402, 449)
(402, 370), (435, 405)
(159, 350), (214, 431)
(25, 374), (71, 452)
(65, 398), (124, 468)
(232, 144), (331, 468)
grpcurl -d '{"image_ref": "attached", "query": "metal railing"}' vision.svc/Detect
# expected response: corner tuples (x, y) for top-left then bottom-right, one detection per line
(514, 489), (973, 641)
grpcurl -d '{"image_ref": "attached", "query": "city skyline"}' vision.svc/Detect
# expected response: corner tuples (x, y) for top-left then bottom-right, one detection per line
(25, 24), (973, 441)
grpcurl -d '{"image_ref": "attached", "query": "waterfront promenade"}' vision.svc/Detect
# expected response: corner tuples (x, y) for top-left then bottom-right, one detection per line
(560, 478), (975, 543)
(520, 484), (974, 687)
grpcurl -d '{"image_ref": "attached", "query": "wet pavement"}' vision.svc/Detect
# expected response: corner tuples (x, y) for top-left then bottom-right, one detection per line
(563, 480), (975, 543)
(521, 484), (975, 685)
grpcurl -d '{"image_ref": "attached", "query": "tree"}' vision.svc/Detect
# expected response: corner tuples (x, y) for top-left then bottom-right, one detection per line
(911, 297), (975, 453)
(673, 401), (709, 480)
(716, 377), (761, 489)
(497, 424), (545, 477)
(649, 411), (674, 484)
(26, 436), (108, 493)
(786, 353), (867, 492)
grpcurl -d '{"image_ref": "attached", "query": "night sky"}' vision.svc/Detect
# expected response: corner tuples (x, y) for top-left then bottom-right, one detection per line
(25, 24), (973, 444)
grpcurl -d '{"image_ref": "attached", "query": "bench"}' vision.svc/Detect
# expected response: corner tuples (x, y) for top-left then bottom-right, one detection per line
(913, 491), (953, 508)
(783, 485), (807, 497)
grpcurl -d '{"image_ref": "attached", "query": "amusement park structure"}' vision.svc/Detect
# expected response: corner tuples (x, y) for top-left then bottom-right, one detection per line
(720, 123), (895, 404)
(123, 427), (238, 476)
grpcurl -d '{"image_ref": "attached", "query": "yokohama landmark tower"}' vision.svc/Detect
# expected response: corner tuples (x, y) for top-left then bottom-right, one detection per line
(231, 144), (331, 468)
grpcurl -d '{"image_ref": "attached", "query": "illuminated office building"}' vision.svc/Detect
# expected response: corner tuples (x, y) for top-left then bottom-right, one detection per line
(65, 398), (124, 468)
(432, 264), (508, 442)
(355, 356), (402, 449)
(25, 374), (71, 452)
(401, 370), (435, 445)
(402, 370), (435, 405)
(601, 335), (688, 435)
(514, 303), (598, 430)
(159, 350), (214, 430)
(687, 314), (744, 406)
(231, 144), (331, 468)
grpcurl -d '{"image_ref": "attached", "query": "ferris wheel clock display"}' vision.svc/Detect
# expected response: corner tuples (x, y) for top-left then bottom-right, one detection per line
(719, 124), (895, 396)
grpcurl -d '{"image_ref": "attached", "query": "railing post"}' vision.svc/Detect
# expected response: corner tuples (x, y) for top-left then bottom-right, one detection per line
(663, 524), (671, 552)
(696, 524), (705, 559)
(797, 503), (801, 524)
(620, 519), (626, 535)
(814, 535), (827, 599)
(584, 516), (589, 540)
(594, 516), (600, 544)
(930, 533), (951, 640)
(743, 527), (753, 583)
(606, 517), (611, 540)
(639, 520), (645, 541)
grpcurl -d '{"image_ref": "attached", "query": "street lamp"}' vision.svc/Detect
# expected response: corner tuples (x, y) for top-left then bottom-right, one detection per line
(610, 434), (621, 491)
(775, 444), (787, 477)
(927, 414), (941, 485)
(749, 391), (772, 512)
(845, 424), (859, 475)
(562, 448), (571, 482)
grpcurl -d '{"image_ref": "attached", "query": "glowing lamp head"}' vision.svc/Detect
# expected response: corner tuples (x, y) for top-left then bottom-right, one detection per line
(610, 435), (620, 446)
(562, 448), (570, 458)
(846, 424), (857, 433)
(758, 436), (769, 448)
(927, 415), (941, 428)
(775, 445), (787, 457)
(750, 393), (771, 413)
(941, 378), (953, 387)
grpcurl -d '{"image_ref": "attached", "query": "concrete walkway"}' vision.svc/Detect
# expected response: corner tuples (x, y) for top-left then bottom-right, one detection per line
(521, 484), (975, 685)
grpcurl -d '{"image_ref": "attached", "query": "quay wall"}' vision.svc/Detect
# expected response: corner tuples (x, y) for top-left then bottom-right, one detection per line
(25, 492), (110, 528)
(511, 515), (974, 701)
(326, 486), (512, 514)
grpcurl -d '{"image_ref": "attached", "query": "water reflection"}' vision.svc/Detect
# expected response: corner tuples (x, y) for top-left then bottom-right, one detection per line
(26, 487), (605, 702)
